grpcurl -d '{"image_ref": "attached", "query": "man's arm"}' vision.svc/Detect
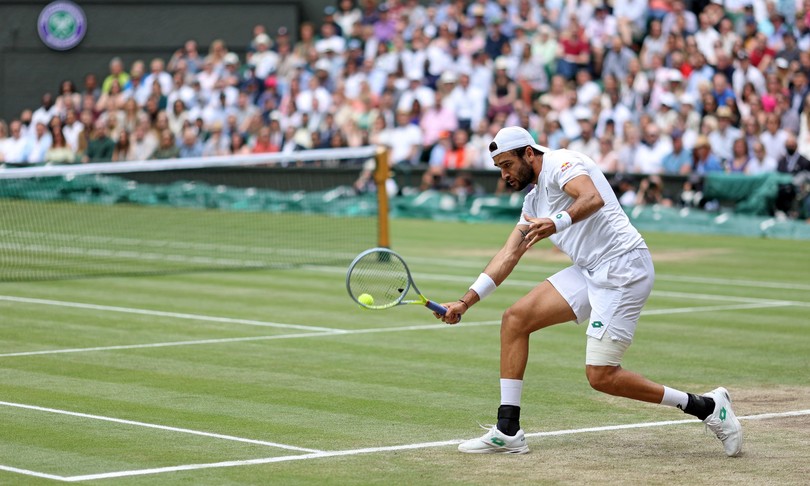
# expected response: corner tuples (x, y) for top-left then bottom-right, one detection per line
(522, 174), (605, 247)
(436, 226), (528, 323)
(457, 226), (530, 307)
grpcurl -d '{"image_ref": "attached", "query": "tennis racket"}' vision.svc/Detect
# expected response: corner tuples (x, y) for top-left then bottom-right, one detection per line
(346, 247), (453, 318)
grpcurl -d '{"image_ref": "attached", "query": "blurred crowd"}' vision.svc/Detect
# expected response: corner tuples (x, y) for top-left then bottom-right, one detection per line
(1, 0), (809, 214)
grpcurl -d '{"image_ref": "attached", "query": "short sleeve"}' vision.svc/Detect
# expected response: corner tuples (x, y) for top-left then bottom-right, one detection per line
(549, 153), (589, 189)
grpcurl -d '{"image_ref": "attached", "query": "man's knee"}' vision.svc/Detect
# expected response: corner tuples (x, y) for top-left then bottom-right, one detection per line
(586, 365), (619, 393)
(501, 305), (528, 336)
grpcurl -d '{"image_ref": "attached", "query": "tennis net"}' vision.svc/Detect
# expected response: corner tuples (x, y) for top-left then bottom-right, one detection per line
(0, 147), (389, 281)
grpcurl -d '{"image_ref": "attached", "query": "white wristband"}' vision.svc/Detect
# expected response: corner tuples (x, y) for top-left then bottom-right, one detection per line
(552, 210), (572, 233)
(470, 273), (497, 300)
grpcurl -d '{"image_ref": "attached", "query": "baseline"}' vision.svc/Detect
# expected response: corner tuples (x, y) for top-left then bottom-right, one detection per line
(55, 409), (810, 482)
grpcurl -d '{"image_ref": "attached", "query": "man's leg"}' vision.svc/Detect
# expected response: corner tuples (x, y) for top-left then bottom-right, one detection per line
(583, 249), (742, 456)
(583, 337), (743, 457)
(458, 275), (583, 454)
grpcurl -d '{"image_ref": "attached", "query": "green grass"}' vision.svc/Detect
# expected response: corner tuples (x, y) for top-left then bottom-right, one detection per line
(1, 217), (809, 484)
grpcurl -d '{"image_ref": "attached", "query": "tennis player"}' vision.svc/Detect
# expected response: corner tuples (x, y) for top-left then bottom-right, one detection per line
(435, 126), (742, 456)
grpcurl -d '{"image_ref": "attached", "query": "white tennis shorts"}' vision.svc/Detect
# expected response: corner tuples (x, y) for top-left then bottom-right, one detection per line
(547, 247), (655, 344)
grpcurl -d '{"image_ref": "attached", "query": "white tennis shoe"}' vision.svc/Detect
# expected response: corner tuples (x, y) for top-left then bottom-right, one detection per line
(702, 387), (743, 457)
(458, 425), (529, 454)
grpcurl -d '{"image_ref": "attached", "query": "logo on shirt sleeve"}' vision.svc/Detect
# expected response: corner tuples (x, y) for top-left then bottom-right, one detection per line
(560, 161), (572, 173)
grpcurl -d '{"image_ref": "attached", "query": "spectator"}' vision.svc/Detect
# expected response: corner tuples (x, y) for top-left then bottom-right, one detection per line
(555, 18), (589, 81)
(777, 133), (810, 174)
(692, 135), (724, 174)
(487, 59), (518, 120)
(111, 130), (131, 162)
(127, 120), (157, 161)
(661, 130), (692, 175)
(378, 109), (422, 166)
(44, 125), (76, 164)
(759, 113), (789, 161)
(585, 4), (617, 74)
(568, 118), (599, 162)
(448, 71), (486, 130)
(55, 80), (82, 118)
(633, 125), (672, 174)
(726, 138), (751, 173)
(616, 176), (638, 207)
(27, 122), (53, 164)
(83, 121), (115, 163)
(82, 72), (101, 101)
(251, 125), (280, 154)
(101, 57), (131, 95)
(420, 90), (458, 149)
(746, 141), (778, 174)
(2, 120), (33, 165)
(708, 106), (743, 161)
(442, 128), (475, 169)
(635, 174), (671, 206)
(178, 127), (204, 158)
(695, 12), (721, 65)
(168, 40), (203, 75)
(594, 136), (619, 173)
(31, 93), (57, 129)
(149, 129), (180, 160)
(531, 24), (558, 75)
(142, 58), (174, 99)
(732, 51), (766, 98)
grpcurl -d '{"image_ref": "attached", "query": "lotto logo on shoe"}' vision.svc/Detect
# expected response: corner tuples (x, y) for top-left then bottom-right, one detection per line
(591, 321), (603, 328)
(491, 437), (506, 446)
(720, 407), (727, 421)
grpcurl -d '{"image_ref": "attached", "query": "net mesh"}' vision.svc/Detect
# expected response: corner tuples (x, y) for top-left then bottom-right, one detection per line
(0, 147), (380, 281)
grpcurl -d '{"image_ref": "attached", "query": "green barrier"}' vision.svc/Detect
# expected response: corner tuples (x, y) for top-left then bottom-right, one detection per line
(703, 172), (793, 215)
(4, 175), (809, 240)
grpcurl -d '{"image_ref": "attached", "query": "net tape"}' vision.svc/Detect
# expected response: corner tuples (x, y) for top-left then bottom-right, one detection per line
(0, 146), (378, 180)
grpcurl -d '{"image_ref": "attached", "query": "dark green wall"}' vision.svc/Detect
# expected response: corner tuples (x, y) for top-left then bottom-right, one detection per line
(0, 0), (320, 120)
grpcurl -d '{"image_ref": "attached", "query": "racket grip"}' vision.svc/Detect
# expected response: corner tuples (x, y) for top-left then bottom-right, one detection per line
(425, 301), (461, 321)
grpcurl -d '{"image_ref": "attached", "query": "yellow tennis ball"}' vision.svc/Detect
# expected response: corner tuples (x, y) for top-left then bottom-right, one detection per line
(358, 293), (374, 306)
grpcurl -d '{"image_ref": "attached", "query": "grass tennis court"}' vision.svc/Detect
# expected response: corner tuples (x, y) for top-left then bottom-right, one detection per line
(1, 218), (808, 484)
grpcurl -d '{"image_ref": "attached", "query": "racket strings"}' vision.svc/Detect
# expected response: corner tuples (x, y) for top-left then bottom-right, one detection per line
(348, 253), (410, 307)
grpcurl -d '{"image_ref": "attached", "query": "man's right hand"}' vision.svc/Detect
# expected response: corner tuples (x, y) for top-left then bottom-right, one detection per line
(434, 301), (467, 325)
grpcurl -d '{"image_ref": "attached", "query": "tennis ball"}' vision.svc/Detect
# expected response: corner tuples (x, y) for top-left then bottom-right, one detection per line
(358, 293), (374, 306)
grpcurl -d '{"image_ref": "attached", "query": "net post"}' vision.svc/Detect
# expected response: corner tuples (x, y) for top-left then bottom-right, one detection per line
(374, 146), (390, 248)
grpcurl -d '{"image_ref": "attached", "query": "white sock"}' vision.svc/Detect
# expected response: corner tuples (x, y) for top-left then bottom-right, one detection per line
(660, 386), (689, 410)
(500, 378), (523, 407)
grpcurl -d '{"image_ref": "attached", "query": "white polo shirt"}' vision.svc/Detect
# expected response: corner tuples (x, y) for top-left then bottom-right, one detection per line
(519, 149), (645, 270)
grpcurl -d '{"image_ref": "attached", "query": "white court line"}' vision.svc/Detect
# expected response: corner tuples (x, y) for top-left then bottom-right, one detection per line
(49, 408), (810, 482)
(0, 321), (499, 358)
(0, 301), (790, 359)
(0, 465), (66, 481)
(0, 295), (339, 333)
(0, 331), (341, 358)
(0, 401), (321, 453)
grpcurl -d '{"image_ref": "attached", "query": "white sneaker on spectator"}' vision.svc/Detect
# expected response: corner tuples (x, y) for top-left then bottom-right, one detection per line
(458, 425), (529, 454)
(702, 387), (743, 457)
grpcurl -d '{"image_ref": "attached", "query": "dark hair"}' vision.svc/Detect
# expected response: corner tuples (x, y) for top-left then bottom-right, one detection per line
(489, 141), (530, 159)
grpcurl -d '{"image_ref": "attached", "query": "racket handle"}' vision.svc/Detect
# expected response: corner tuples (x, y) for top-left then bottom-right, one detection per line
(425, 301), (462, 322)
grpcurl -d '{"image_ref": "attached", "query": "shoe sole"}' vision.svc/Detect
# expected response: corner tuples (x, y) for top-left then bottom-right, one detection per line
(716, 387), (744, 457)
(458, 446), (530, 454)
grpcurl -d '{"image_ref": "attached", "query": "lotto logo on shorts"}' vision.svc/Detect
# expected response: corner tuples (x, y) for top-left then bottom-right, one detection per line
(591, 321), (603, 328)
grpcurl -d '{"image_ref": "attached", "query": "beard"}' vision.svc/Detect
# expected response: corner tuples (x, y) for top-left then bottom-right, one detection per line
(507, 158), (536, 191)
